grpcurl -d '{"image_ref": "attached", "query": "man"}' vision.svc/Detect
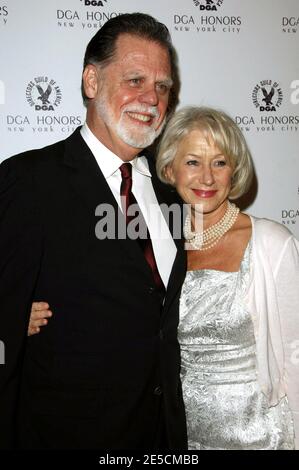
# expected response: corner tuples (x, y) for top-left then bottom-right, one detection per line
(0, 13), (187, 449)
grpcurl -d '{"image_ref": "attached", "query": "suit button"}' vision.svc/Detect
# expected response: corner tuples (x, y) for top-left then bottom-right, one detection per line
(154, 386), (162, 396)
(159, 330), (164, 340)
(148, 286), (155, 294)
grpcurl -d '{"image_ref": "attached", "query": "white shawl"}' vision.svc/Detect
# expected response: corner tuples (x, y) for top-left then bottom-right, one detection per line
(247, 216), (299, 448)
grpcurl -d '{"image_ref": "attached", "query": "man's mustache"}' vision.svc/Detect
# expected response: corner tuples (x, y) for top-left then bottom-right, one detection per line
(121, 105), (160, 119)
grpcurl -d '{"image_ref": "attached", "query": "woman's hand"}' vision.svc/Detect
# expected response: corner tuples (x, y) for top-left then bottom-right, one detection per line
(28, 302), (52, 336)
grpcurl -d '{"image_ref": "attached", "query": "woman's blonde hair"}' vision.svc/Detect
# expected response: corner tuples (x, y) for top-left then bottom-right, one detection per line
(156, 106), (253, 199)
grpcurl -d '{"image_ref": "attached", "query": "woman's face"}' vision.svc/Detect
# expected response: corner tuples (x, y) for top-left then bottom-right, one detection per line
(166, 129), (233, 216)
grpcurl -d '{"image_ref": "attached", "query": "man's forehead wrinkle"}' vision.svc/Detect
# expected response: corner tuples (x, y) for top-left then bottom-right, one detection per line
(118, 52), (168, 70)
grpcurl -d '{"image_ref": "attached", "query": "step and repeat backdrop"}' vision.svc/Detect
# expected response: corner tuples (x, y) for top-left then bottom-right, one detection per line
(0, 0), (298, 236)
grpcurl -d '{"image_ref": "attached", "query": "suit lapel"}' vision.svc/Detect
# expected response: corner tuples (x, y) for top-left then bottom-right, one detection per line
(61, 130), (186, 306)
(146, 151), (182, 248)
(146, 152), (187, 314)
(62, 128), (117, 214)
(61, 129), (155, 279)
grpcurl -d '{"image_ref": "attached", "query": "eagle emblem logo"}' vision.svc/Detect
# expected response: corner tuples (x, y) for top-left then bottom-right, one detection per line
(193, 0), (223, 10)
(252, 80), (283, 112)
(261, 87), (275, 106)
(36, 84), (52, 105)
(26, 77), (62, 111)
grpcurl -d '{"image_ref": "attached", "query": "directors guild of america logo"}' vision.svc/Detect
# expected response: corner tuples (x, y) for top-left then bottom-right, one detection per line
(26, 77), (62, 111)
(80, 0), (108, 5)
(193, 0), (223, 11)
(252, 80), (283, 112)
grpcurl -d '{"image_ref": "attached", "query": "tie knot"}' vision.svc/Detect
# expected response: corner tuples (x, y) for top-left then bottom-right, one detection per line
(119, 163), (132, 180)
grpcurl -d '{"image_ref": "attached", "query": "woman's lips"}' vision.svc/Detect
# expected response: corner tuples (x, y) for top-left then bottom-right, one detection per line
(192, 189), (218, 198)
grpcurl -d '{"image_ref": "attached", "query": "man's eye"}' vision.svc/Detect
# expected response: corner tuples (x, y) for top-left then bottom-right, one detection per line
(156, 83), (169, 94)
(129, 78), (142, 86)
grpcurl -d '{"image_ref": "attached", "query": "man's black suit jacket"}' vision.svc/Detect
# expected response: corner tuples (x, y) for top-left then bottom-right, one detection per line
(0, 128), (187, 449)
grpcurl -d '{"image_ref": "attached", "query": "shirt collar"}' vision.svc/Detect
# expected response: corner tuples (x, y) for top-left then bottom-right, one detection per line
(80, 122), (152, 179)
(131, 153), (152, 178)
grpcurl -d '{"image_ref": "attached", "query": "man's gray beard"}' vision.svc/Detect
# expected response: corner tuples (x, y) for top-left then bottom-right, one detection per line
(115, 116), (166, 149)
(95, 97), (166, 149)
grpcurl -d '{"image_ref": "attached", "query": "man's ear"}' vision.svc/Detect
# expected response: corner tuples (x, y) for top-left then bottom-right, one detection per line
(82, 64), (100, 100)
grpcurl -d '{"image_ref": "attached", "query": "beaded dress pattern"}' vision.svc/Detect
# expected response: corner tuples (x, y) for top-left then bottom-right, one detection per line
(179, 240), (295, 450)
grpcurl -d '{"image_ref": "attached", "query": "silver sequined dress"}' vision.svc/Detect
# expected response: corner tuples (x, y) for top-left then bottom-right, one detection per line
(179, 240), (295, 450)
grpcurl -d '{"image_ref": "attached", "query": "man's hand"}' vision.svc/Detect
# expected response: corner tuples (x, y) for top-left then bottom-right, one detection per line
(28, 302), (52, 336)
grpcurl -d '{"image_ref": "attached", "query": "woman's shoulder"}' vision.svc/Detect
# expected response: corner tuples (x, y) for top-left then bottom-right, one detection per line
(249, 214), (295, 247)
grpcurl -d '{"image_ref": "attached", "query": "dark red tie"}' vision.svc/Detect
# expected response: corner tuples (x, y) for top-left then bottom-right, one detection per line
(120, 163), (165, 293)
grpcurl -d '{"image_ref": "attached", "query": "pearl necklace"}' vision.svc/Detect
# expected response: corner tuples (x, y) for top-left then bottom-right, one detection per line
(184, 201), (240, 251)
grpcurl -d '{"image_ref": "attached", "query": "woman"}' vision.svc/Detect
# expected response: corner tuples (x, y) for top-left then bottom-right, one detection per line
(29, 106), (299, 450)
(156, 106), (299, 450)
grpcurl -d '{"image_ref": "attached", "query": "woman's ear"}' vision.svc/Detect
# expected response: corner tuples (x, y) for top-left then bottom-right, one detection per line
(164, 164), (176, 185)
(82, 64), (99, 100)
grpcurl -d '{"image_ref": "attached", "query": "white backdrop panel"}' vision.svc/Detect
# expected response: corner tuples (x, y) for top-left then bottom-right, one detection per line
(0, 0), (298, 235)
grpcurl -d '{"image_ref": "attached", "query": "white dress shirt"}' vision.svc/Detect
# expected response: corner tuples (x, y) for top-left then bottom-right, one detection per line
(80, 123), (177, 288)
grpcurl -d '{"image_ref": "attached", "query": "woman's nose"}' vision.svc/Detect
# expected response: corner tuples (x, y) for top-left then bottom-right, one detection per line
(200, 164), (215, 186)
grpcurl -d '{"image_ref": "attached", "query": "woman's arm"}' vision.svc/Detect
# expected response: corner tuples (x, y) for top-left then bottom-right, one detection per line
(275, 236), (299, 449)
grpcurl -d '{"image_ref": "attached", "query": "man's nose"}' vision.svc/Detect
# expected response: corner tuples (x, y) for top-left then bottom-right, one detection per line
(138, 87), (159, 106)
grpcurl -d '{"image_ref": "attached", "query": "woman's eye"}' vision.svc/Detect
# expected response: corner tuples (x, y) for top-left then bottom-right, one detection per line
(214, 160), (227, 167)
(186, 160), (199, 166)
